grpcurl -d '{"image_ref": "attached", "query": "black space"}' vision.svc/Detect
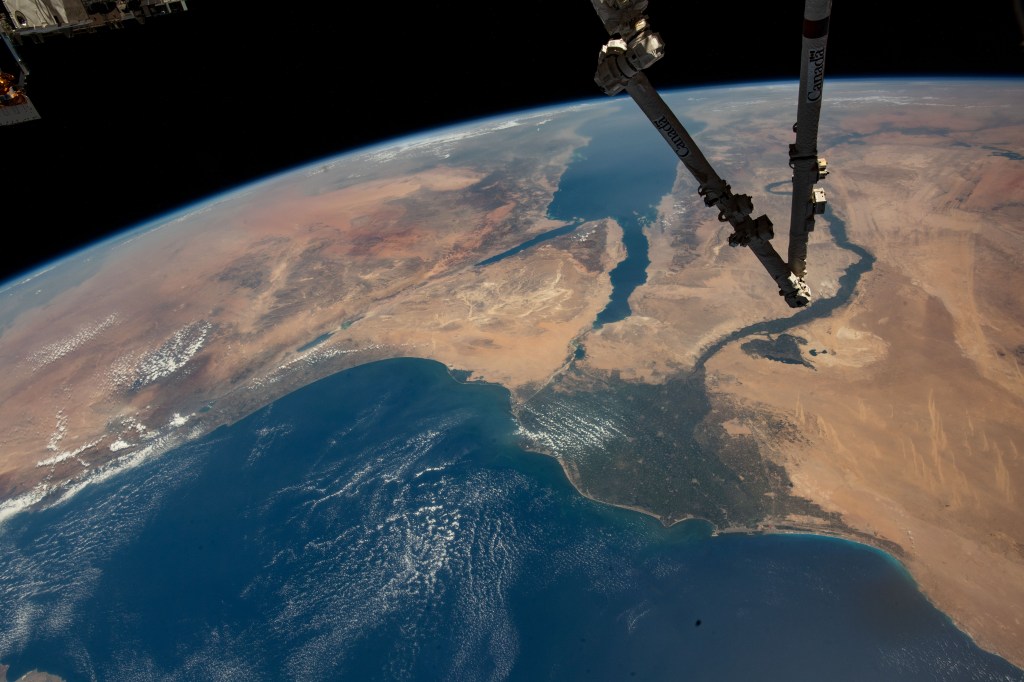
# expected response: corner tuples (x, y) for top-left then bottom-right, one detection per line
(3, 1), (1022, 282)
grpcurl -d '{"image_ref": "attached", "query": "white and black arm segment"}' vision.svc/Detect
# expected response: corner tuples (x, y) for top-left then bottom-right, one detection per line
(787, 0), (832, 280)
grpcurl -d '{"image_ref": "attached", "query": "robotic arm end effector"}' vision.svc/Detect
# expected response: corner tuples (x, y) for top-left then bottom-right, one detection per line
(594, 31), (664, 95)
(781, 275), (812, 308)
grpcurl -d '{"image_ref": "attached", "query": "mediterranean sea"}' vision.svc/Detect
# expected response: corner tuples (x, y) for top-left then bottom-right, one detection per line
(0, 359), (1020, 681)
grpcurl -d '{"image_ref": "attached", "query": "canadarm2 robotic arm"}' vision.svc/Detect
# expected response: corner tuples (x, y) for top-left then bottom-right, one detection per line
(589, 0), (829, 309)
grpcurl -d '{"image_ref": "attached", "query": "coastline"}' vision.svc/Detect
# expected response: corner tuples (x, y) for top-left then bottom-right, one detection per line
(1, 347), (1019, 674)
(522, 421), (906, 550)
(521, 421), (1023, 674)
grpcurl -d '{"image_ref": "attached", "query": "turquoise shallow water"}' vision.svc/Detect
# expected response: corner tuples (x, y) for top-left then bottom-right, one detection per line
(0, 358), (1020, 681)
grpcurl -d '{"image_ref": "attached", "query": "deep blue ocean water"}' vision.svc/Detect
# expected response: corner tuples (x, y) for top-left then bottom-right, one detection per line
(0, 359), (1020, 681)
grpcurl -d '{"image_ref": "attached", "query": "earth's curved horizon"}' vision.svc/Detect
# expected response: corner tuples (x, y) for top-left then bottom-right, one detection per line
(1, 78), (1022, 679)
